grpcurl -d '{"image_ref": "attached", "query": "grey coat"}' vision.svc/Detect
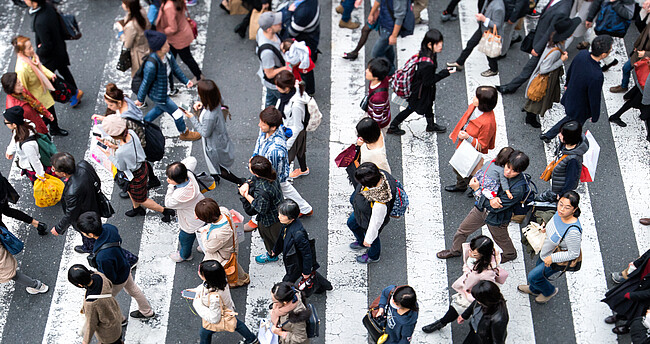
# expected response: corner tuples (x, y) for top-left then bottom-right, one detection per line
(481, 0), (506, 34)
(190, 108), (235, 174)
(533, 0), (573, 54)
(525, 43), (565, 96)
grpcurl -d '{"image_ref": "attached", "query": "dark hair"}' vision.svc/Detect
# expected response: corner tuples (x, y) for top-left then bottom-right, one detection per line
(259, 106), (284, 128)
(471, 281), (508, 330)
(67, 264), (92, 287)
(494, 147), (515, 167)
(122, 0), (147, 30)
(197, 79), (222, 111)
(275, 70), (305, 96)
(31, 0), (47, 6)
(104, 83), (125, 103)
(469, 235), (495, 273)
(559, 120), (582, 146)
(559, 191), (581, 217)
(354, 162), (382, 187)
(393, 285), (418, 312)
(419, 29), (443, 58)
(199, 260), (228, 291)
(506, 150), (529, 173)
(476, 86), (498, 112)
(250, 155), (277, 181)
(356, 117), (381, 144)
(51, 152), (76, 174)
(271, 281), (307, 305)
(165, 161), (188, 184)
(195, 198), (222, 223)
(12, 123), (34, 143)
(1, 72), (18, 95)
(367, 57), (390, 81)
(591, 35), (613, 57)
(278, 199), (300, 220)
(76, 211), (104, 236)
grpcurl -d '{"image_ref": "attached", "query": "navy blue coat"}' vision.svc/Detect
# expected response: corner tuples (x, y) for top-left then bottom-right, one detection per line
(561, 50), (604, 123)
(93, 224), (130, 285)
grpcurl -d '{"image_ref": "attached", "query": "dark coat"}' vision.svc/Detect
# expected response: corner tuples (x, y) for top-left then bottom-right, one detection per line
(461, 300), (509, 344)
(587, 0), (635, 23)
(476, 173), (527, 226)
(93, 224), (130, 286)
(532, 0), (573, 54)
(378, 285), (419, 344)
(55, 161), (102, 234)
(504, 0), (529, 22)
(32, 2), (70, 68)
(560, 50), (604, 123)
(352, 171), (397, 231)
(0, 172), (19, 208)
(603, 249), (650, 322)
(407, 54), (450, 116)
(272, 219), (318, 280)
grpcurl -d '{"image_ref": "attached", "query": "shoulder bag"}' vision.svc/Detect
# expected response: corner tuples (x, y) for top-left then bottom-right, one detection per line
(635, 57), (650, 90)
(89, 165), (115, 219)
(363, 286), (404, 343)
(521, 221), (546, 255)
(0, 226), (24, 255)
(201, 292), (238, 332)
(527, 48), (561, 102)
(360, 87), (388, 112)
(550, 224), (582, 272)
(219, 215), (240, 287)
(540, 154), (567, 182)
(335, 144), (359, 168)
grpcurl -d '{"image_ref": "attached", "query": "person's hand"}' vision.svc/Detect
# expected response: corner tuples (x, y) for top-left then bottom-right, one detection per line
(458, 130), (469, 140)
(355, 0), (363, 7)
(50, 227), (59, 236)
(5, 153), (13, 160)
(193, 101), (204, 112)
(50, 74), (56, 80)
(560, 51), (569, 61)
(489, 197), (503, 209)
(375, 308), (385, 317)
(585, 21), (593, 28)
(389, 34), (398, 45)
(356, 137), (364, 146)
(639, 50), (646, 58)
(363, 240), (372, 247)
(368, 11), (379, 24)
(239, 182), (250, 196)
(457, 316), (465, 324)
(289, 2), (296, 11)
(187, 80), (194, 88)
(37, 175), (47, 182)
(543, 255), (553, 267)
(271, 325), (284, 336)
(447, 67), (457, 74)
(507, 20), (514, 24)
(262, 3), (270, 10)
(38, 43), (42, 48)
(469, 177), (480, 191)
(135, 100), (143, 107)
(103, 140), (118, 150)
(475, 13), (486, 22)
(531, 49), (538, 57)
(47, 114), (54, 121)
(91, 114), (105, 121)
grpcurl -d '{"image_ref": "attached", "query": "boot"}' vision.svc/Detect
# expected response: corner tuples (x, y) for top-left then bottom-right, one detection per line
(339, 19), (360, 29)
(336, 4), (344, 13)
(525, 112), (541, 128)
(425, 116), (446, 133)
(179, 130), (201, 141)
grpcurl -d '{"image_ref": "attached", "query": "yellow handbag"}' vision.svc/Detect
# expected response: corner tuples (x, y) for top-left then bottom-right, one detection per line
(33, 174), (64, 207)
(202, 292), (238, 332)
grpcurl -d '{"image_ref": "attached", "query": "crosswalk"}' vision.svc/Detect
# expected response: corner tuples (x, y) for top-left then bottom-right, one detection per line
(0, 0), (648, 343)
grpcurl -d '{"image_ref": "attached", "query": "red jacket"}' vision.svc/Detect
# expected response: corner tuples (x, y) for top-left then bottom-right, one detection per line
(5, 93), (49, 134)
(449, 104), (496, 154)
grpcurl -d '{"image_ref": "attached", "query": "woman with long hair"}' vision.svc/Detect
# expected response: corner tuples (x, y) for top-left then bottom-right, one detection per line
(269, 281), (311, 343)
(460, 280), (509, 343)
(117, 0), (151, 78)
(1, 72), (50, 135)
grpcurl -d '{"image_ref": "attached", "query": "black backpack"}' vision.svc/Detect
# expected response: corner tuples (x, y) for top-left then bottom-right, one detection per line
(305, 303), (319, 338)
(257, 43), (285, 84)
(87, 242), (120, 268)
(131, 120), (165, 162)
(131, 55), (158, 95)
(510, 173), (537, 216)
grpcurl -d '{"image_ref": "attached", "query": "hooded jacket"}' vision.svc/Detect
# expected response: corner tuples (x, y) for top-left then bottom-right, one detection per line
(93, 224), (130, 285)
(165, 158), (205, 234)
(378, 285), (419, 344)
(551, 134), (589, 195)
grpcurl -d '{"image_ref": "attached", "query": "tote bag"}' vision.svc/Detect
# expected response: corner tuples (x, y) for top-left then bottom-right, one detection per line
(33, 174), (64, 207)
(0, 226), (24, 255)
(477, 25), (502, 58)
(449, 140), (483, 178)
(258, 319), (279, 344)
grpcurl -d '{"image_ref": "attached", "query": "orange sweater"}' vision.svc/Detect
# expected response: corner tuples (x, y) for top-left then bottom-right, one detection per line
(449, 104), (497, 154)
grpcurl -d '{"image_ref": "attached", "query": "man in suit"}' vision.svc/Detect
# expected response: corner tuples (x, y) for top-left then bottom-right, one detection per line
(497, 0), (574, 93)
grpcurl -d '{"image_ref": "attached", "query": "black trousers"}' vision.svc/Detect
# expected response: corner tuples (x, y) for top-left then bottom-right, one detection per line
(43, 61), (78, 92)
(211, 166), (245, 185)
(457, 28), (498, 72)
(445, 0), (484, 14)
(170, 45), (202, 80)
(44, 106), (62, 131)
(390, 106), (436, 128)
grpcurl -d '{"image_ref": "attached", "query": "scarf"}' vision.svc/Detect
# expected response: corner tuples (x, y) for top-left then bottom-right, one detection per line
(360, 175), (392, 203)
(17, 54), (54, 92)
(270, 298), (299, 326)
(278, 88), (296, 115)
(12, 89), (52, 119)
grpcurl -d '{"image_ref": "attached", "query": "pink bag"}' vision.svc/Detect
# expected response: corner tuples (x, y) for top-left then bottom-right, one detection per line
(335, 144), (358, 167)
(495, 267), (509, 284)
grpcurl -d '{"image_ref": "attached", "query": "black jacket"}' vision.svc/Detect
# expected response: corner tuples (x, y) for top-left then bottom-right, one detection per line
(462, 300), (509, 344)
(407, 53), (450, 116)
(55, 161), (102, 234)
(32, 2), (70, 68)
(476, 173), (528, 226)
(272, 219), (318, 278)
(627, 249), (650, 303)
(587, 0), (635, 22)
(532, 0), (573, 54)
(503, 0), (529, 22)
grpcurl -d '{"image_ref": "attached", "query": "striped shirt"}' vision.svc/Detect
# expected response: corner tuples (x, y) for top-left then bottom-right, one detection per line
(540, 213), (582, 263)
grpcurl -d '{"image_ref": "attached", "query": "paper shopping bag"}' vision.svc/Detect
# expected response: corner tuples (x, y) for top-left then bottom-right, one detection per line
(580, 130), (600, 182)
(449, 140), (483, 178)
(258, 319), (279, 344)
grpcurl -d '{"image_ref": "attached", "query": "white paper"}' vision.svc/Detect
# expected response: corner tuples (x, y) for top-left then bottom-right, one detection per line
(257, 319), (279, 344)
(171, 108), (185, 120)
(582, 130), (600, 182)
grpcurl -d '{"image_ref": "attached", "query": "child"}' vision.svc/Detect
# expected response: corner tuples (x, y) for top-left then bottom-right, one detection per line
(280, 39), (315, 82)
(473, 147), (514, 200)
(365, 57), (391, 129)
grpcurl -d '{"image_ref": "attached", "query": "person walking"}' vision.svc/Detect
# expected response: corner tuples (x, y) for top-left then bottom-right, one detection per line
(76, 211), (156, 320)
(337, 0), (362, 29)
(609, 2), (650, 95)
(583, 0), (634, 71)
(269, 282), (311, 343)
(460, 281), (509, 343)
(284, 0), (320, 95)
(118, 0), (151, 78)
(367, 0), (410, 74)
(2, 72), (50, 135)
(24, 0), (83, 108)
(0, 171), (47, 235)
(499, 0), (528, 58)
(256, 12), (286, 107)
(0, 229), (48, 295)
(11, 36), (67, 135)
(67, 265), (124, 344)
(135, 30), (200, 141)
(373, 285), (419, 344)
(541, 35), (611, 142)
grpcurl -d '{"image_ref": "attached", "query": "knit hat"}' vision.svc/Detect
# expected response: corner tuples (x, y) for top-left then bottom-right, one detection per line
(101, 115), (127, 136)
(3, 106), (24, 125)
(258, 12), (283, 31)
(145, 30), (167, 51)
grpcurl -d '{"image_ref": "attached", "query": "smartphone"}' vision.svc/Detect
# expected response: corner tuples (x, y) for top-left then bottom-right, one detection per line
(179, 103), (191, 112)
(96, 141), (108, 150)
(92, 132), (102, 137)
(181, 289), (196, 299)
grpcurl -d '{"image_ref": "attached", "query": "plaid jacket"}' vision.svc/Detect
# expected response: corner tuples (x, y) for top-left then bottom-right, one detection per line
(250, 176), (283, 227)
(253, 127), (290, 182)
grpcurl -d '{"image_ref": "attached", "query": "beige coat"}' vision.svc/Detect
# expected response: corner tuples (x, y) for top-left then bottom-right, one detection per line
(0, 244), (17, 284)
(82, 273), (123, 344)
(277, 297), (310, 344)
(121, 9), (151, 78)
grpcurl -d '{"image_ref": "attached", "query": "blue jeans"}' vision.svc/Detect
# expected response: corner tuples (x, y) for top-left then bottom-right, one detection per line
(527, 258), (560, 296)
(621, 59), (633, 88)
(265, 87), (282, 108)
(347, 212), (381, 260)
(371, 27), (396, 75)
(178, 230), (196, 260)
(341, 0), (356, 22)
(144, 97), (187, 133)
(199, 318), (257, 344)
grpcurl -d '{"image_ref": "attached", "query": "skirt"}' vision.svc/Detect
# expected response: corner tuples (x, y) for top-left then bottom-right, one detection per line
(524, 67), (564, 116)
(21, 166), (56, 183)
(127, 163), (149, 203)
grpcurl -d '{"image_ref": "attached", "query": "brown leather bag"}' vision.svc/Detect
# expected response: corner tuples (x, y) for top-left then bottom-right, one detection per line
(540, 154), (567, 182)
(222, 215), (239, 286)
(202, 292), (238, 332)
(527, 48), (561, 102)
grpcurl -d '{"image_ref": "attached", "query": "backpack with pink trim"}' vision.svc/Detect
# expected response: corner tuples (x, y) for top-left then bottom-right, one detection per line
(389, 54), (433, 99)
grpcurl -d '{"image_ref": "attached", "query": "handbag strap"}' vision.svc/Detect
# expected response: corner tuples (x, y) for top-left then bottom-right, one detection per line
(481, 160), (495, 188)
(368, 87), (388, 99)
(555, 224), (582, 249)
(543, 47), (561, 60)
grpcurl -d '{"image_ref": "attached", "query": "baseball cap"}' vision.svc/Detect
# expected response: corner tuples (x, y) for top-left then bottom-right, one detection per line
(259, 12), (283, 31)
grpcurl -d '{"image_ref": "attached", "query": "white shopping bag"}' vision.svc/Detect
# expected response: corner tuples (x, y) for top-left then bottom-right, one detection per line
(258, 319), (279, 344)
(449, 140), (484, 178)
(580, 130), (600, 182)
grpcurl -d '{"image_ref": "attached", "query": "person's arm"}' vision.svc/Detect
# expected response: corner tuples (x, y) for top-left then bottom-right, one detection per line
(54, 194), (77, 234)
(484, 7), (505, 33)
(263, 66), (287, 80)
(363, 202), (388, 245)
(251, 190), (272, 214)
(588, 75), (604, 122)
(294, 229), (314, 275)
(161, 4), (180, 36)
(550, 228), (582, 262)
(420, 63), (451, 86)
(396, 323), (417, 344)
(538, 50), (563, 74)
(461, 301), (477, 319)
(96, 259), (118, 285)
(23, 141), (45, 178)
(368, 0), (381, 24)
(272, 230), (284, 256)
(164, 185), (181, 209)
(282, 318), (309, 343)
(642, 72), (650, 105)
(121, 23), (137, 49)
(378, 285), (394, 308)
(490, 316), (508, 344)
(586, 0), (605, 22)
(612, 0), (636, 20)
(389, 0), (407, 44)
(484, 179), (524, 213)
(189, 109), (217, 138)
(170, 56), (190, 85)
(534, 19), (558, 54)
(473, 122), (494, 153)
(559, 159), (581, 195)
(137, 61), (155, 102)
(203, 229), (232, 259)
(285, 102), (306, 149)
(193, 289), (222, 323)
(34, 19), (56, 59)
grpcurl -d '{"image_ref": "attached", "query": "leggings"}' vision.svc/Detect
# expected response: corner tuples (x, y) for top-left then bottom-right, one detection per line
(438, 305), (459, 326)
(12, 270), (40, 289)
(170, 45), (202, 80)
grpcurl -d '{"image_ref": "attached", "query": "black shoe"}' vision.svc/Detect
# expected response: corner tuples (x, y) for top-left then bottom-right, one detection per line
(609, 116), (627, 127)
(605, 315), (619, 324)
(444, 185), (467, 193)
(540, 134), (551, 144)
(387, 126), (406, 135)
(602, 58), (619, 72)
(496, 53), (507, 60)
(74, 245), (91, 254)
(37, 222), (48, 236)
(50, 128), (69, 136)
(121, 318), (128, 327)
(422, 320), (445, 333)
(511, 35), (523, 44)
(130, 310), (155, 319)
(234, 23), (246, 38)
(612, 325), (630, 335)
(525, 112), (541, 128)
(162, 208), (176, 223)
(125, 206), (146, 217)
(119, 190), (130, 199)
(343, 52), (359, 60)
(496, 85), (515, 94)
(147, 177), (161, 189)
(426, 123), (446, 133)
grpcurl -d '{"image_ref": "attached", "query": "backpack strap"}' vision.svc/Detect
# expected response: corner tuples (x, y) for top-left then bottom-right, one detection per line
(368, 87), (388, 99)
(257, 43), (286, 83)
(95, 241), (121, 253)
(18, 134), (39, 150)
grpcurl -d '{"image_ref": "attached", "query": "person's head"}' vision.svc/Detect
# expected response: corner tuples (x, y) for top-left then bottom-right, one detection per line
(194, 198), (222, 223)
(197, 79), (222, 111)
(121, 0), (147, 29)
(280, 39), (294, 53)
(365, 57), (390, 82)
(101, 115), (128, 141)
(104, 83), (125, 112)
(23, 0), (46, 9)
(271, 281), (301, 305)
(76, 211), (103, 239)
(550, 16), (581, 45)
(165, 161), (188, 185)
(51, 152), (76, 177)
(67, 264), (93, 289)
(259, 106), (283, 133)
(471, 280), (507, 317)
(354, 162), (382, 188)
(392, 285), (419, 312)
(275, 70), (300, 95)
(3, 106), (32, 142)
(420, 29), (444, 56)
(278, 199), (300, 224)
(558, 120), (582, 146)
(145, 30), (169, 54)
(259, 12), (283, 34)
(504, 150), (529, 178)
(469, 235), (495, 273)
(1, 72), (23, 95)
(591, 35), (613, 59)
(494, 147), (515, 167)
(249, 155), (277, 181)
(557, 191), (581, 218)
(11, 35), (34, 58)
(198, 260), (228, 291)
(356, 117), (381, 144)
(475, 86), (498, 112)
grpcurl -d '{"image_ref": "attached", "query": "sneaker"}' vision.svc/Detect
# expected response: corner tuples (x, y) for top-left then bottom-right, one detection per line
(289, 168), (310, 179)
(446, 62), (463, 71)
(169, 251), (193, 262)
(440, 11), (458, 22)
(576, 41), (590, 50)
(186, 0), (198, 6)
(299, 210), (313, 217)
(611, 271), (626, 284)
(349, 241), (365, 250)
(168, 88), (179, 97)
(70, 89), (83, 108)
(179, 130), (201, 141)
(130, 310), (155, 319)
(244, 220), (258, 232)
(517, 284), (539, 296)
(335, 4), (344, 13)
(609, 116), (627, 127)
(26, 283), (49, 295)
(387, 126), (406, 135)
(602, 58), (619, 72)
(610, 85), (628, 93)
(356, 253), (380, 264)
(534, 287), (559, 304)
(339, 19), (361, 29)
(481, 69), (498, 77)
(255, 253), (279, 264)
